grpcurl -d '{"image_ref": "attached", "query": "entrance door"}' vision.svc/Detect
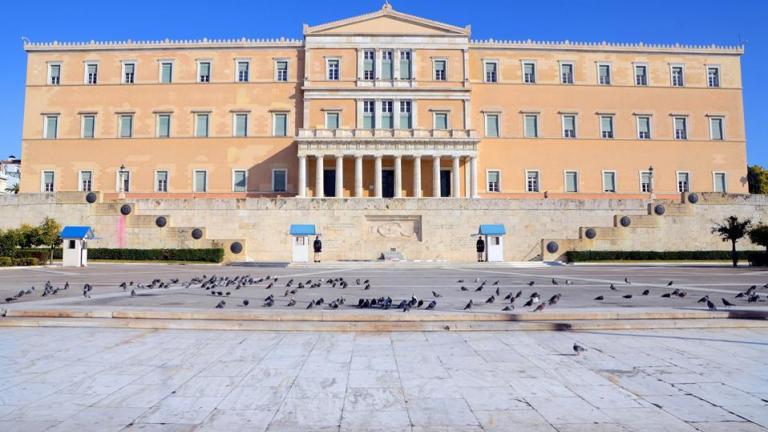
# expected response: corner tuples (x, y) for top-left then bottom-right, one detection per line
(324, 170), (336, 197)
(382, 170), (395, 198)
(292, 236), (309, 262)
(440, 170), (451, 197)
(487, 235), (504, 262)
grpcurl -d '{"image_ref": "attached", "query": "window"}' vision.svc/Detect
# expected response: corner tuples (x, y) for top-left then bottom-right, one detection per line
(603, 171), (616, 193)
(677, 172), (690, 193)
(399, 50), (411, 79)
(272, 169), (287, 192)
(160, 61), (173, 83)
(119, 114), (133, 138)
(237, 60), (250, 82)
(564, 171), (578, 193)
(634, 64), (648, 86)
(195, 113), (209, 137)
(363, 50), (375, 80)
(637, 116), (651, 139)
(325, 112), (340, 130)
(273, 113), (288, 136)
(123, 62), (135, 84)
(598, 64), (611, 85)
(234, 113), (248, 137)
(484, 61), (498, 83)
(327, 59), (339, 80)
(524, 114), (539, 138)
(156, 114), (171, 138)
(381, 100), (393, 129)
(48, 63), (61, 85)
(79, 171), (92, 192)
(526, 171), (540, 192)
(155, 171), (169, 192)
(674, 117), (687, 140)
(487, 170), (500, 192)
(485, 114), (499, 137)
(198, 61), (211, 83)
(193, 170), (207, 193)
(117, 169), (130, 193)
(275, 60), (288, 82)
(710, 117), (724, 140)
(560, 63), (574, 84)
(434, 112), (448, 130)
(233, 170), (247, 192)
(707, 66), (720, 88)
(600, 115), (614, 139)
(42, 171), (55, 192)
(671, 65), (684, 87)
(44, 115), (58, 139)
(382, 50), (393, 80)
(522, 61), (536, 84)
(562, 115), (576, 138)
(82, 115), (95, 138)
(363, 100), (375, 129)
(85, 63), (98, 84)
(713, 172), (727, 193)
(434, 59), (446, 81)
(399, 100), (411, 129)
(640, 171), (652, 193)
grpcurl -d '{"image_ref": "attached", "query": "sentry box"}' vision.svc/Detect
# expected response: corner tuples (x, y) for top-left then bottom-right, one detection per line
(60, 226), (95, 267)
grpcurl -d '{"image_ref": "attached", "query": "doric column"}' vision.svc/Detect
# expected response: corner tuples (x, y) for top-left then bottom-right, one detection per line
(451, 156), (460, 198)
(335, 155), (344, 198)
(298, 155), (307, 198)
(394, 155), (402, 198)
(432, 155), (441, 197)
(413, 156), (422, 198)
(470, 156), (478, 198)
(374, 156), (383, 198)
(354, 155), (363, 198)
(315, 156), (324, 198)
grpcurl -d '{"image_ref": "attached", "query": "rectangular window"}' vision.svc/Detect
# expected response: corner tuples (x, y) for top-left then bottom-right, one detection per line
(234, 113), (248, 137)
(44, 115), (58, 139)
(671, 65), (684, 87)
(117, 169), (130, 193)
(381, 100), (393, 129)
(674, 117), (687, 140)
(526, 171), (540, 192)
(434, 112), (448, 130)
(363, 50), (375, 80)
(327, 59), (339, 80)
(524, 114), (538, 138)
(119, 114), (133, 138)
(603, 171), (616, 193)
(194, 170), (207, 193)
(484, 61), (497, 83)
(598, 64), (611, 85)
(363, 100), (375, 129)
(634, 64), (648, 86)
(42, 171), (55, 192)
(273, 113), (288, 136)
(156, 171), (168, 192)
(710, 117), (724, 140)
(677, 172), (690, 193)
(82, 115), (95, 138)
(640, 171), (652, 193)
(485, 114), (499, 137)
(85, 63), (98, 84)
(487, 170), (500, 192)
(275, 60), (288, 82)
(79, 171), (92, 192)
(560, 63), (573, 84)
(123, 62), (135, 84)
(637, 116), (651, 139)
(562, 115), (576, 138)
(713, 172), (727, 193)
(564, 171), (578, 193)
(434, 59), (446, 81)
(523, 62), (536, 84)
(198, 61), (211, 83)
(233, 170), (247, 192)
(707, 66), (720, 88)
(600, 115), (614, 139)
(380, 50), (393, 80)
(272, 169), (287, 192)
(195, 113), (209, 137)
(399, 50), (411, 79)
(325, 112), (340, 130)
(237, 60), (250, 82)
(399, 100), (411, 129)
(157, 114), (171, 138)
(160, 61), (173, 83)
(49, 63), (61, 85)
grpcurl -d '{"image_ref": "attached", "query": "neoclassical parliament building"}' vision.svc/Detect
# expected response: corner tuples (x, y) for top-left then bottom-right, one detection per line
(20, 3), (747, 200)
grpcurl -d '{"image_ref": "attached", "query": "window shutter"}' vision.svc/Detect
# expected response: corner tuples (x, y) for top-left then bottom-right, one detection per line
(486, 115), (498, 137)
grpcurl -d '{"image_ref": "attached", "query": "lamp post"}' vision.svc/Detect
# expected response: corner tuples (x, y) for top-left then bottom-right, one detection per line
(648, 165), (655, 200)
(118, 164), (127, 199)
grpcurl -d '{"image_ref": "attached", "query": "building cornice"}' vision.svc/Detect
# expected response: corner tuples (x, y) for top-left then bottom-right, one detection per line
(470, 39), (744, 55)
(23, 37), (303, 52)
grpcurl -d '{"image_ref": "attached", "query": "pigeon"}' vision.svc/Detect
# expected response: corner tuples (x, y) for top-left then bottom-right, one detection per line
(622, 294), (633, 299)
(523, 298), (534, 307)
(548, 294), (562, 306)
(485, 295), (495, 304)
(432, 291), (441, 298)
(573, 343), (587, 355)
(463, 299), (473, 310)
(661, 293), (672, 298)
(460, 286), (469, 292)
(697, 295), (709, 303)
(641, 289), (650, 296)
(551, 278), (559, 285)
(514, 290), (522, 299)
(533, 303), (546, 312)
(610, 284), (617, 291)
(594, 295), (604, 301)
(667, 281), (674, 287)
(130, 289), (136, 297)
(474, 285), (484, 292)
(457, 279), (464, 283)
(527, 281), (535, 287)
(215, 300), (226, 309)
(706, 299), (717, 311)
(242, 299), (250, 306)
(306, 301), (314, 309)
(624, 277), (631, 284)
(425, 300), (437, 310)
(502, 305), (514, 311)
(493, 280), (500, 286)
(364, 284), (371, 290)
(495, 287), (500, 296)
(721, 298), (734, 307)
(263, 298), (274, 307)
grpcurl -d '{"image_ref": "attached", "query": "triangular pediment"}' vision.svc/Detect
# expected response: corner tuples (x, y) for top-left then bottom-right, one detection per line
(305, 4), (470, 36)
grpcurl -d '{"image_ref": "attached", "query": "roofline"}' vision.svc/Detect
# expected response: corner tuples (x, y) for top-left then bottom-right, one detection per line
(23, 38), (303, 52)
(470, 39), (744, 55)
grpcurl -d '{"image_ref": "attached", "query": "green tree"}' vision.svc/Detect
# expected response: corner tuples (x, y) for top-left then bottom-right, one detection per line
(0, 229), (20, 257)
(712, 216), (752, 267)
(16, 224), (42, 248)
(749, 224), (768, 253)
(747, 165), (768, 194)
(37, 217), (62, 264)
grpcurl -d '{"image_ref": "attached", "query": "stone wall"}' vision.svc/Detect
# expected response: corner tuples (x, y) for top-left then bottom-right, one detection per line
(1, 193), (766, 262)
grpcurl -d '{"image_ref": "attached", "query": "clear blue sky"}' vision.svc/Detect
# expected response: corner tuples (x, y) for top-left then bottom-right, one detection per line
(0, 0), (765, 165)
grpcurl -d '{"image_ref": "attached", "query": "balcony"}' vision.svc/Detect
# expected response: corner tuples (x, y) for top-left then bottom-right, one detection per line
(298, 128), (477, 140)
(296, 128), (479, 157)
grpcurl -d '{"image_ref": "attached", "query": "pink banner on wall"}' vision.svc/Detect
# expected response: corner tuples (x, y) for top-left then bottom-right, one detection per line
(117, 215), (126, 248)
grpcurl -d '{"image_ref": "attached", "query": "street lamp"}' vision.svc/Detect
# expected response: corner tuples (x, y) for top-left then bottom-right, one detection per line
(118, 164), (127, 199)
(648, 165), (654, 197)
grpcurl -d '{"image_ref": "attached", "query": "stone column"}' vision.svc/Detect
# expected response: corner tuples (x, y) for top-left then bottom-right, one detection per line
(298, 155), (307, 198)
(451, 156), (460, 198)
(432, 155), (441, 197)
(315, 156), (324, 198)
(335, 155), (344, 198)
(413, 156), (422, 198)
(374, 155), (383, 198)
(394, 155), (402, 198)
(354, 155), (363, 198)
(470, 156), (478, 198)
